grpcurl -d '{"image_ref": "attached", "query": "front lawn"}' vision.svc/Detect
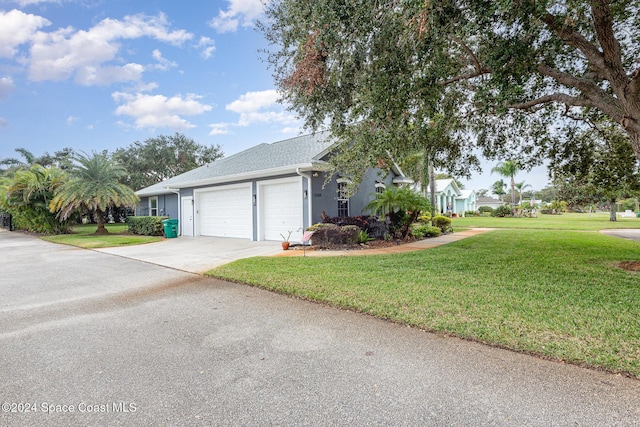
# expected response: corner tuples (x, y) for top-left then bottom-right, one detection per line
(41, 223), (162, 248)
(207, 229), (640, 378)
(453, 211), (639, 231)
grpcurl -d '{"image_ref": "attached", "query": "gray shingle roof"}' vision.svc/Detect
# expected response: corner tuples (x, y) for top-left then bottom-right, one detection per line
(137, 131), (335, 196)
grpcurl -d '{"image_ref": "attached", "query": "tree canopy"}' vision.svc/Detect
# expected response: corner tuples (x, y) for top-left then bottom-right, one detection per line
(549, 122), (640, 220)
(112, 133), (223, 190)
(261, 0), (640, 184)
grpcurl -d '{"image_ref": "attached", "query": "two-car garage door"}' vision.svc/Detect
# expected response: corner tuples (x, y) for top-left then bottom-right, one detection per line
(195, 177), (303, 241)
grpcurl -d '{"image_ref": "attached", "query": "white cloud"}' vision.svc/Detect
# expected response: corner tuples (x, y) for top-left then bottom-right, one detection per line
(28, 13), (193, 85)
(209, 0), (268, 33)
(66, 115), (79, 126)
(209, 123), (230, 136)
(226, 89), (279, 114)
(0, 9), (51, 58)
(210, 89), (300, 135)
(151, 49), (178, 71)
(225, 89), (296, 126)
(197, 37), (216, 59)
(0, 77), (15, 99)
(113, 91), (212, 131)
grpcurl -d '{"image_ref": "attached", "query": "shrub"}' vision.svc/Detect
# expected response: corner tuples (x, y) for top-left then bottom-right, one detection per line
(354, 229), (374, 244)
(478, 206), (494, 214)
(491, 205), (513, 217)
(306, 223), (360, 248)
(411, 223), (441, 239)
(464, 210), (479, 217)
(127, 216), (167, 236)
(432, 215), (452, 233)
(416, 213), (432, 223)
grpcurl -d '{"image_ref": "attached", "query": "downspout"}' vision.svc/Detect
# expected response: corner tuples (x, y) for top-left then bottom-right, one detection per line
(165, 187), (181, 235)
(296, 168), (313, 230)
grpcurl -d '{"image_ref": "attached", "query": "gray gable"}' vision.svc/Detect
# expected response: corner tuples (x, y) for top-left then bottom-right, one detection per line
(137, 131), (335, 196)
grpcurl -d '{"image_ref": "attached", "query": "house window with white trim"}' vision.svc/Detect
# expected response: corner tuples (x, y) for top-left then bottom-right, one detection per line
(375, 182), (385, 195)
(337, 180), (350, 217)
(149, 197), (158, 216)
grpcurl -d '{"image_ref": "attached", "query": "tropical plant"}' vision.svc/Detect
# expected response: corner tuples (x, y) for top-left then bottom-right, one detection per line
(50, 152), (139, 235)
(491, 180), (507, 202)
(1, 164), (71, 233)
(515, 181), (532, 205)
(491, 161), (520, 205)
(364, 186), (430, 238)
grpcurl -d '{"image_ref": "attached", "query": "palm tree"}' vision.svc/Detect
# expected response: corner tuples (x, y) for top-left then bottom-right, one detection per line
(491, 160), (520, 206)
(514, 181), (532, 205)
(492, 179), (507, 201)
(50, 152), (139, 234)
(3, 164), (70, 233)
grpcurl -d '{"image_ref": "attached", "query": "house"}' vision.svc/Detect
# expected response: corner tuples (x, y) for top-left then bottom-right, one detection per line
(135, 131), (410, 242)
(476, 195), (506, 210)
(431, 179), (477, 217)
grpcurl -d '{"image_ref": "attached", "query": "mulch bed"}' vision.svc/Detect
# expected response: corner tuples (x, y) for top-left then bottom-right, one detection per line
(618, 261), (640, 272)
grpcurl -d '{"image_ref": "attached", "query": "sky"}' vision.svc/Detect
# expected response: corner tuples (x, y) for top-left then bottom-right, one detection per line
(0, 0), (550, 193)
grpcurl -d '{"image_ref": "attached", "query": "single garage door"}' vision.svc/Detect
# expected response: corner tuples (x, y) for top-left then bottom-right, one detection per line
(197, 184), (252, 238)
(259, 178), (303, 241)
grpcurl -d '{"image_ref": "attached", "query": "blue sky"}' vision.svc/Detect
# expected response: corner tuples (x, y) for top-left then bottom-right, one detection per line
(0, 0), (549, 192)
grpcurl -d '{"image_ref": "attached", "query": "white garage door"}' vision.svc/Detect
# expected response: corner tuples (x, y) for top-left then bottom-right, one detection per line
(259, 178), (303, 242)
(197, 184), (252, 239)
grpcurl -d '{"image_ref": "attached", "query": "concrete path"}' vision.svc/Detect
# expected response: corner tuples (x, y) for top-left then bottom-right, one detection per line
(600, 228), (640, 242)
(2, 230), (639, 426)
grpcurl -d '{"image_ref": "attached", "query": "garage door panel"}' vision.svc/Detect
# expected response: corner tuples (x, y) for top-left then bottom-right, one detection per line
(260, 179), (303, 242)
(198, 185), (252, 239)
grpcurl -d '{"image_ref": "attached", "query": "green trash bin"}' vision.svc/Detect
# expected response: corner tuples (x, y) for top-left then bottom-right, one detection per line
(162, 218), (179, 238)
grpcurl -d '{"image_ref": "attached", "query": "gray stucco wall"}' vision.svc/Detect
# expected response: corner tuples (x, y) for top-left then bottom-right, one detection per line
(310, 168), (394, 224)
(137, 194), (179, 218)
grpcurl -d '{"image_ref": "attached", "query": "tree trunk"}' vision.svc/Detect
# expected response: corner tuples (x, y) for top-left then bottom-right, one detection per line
(510, 176), (516, 206)
(609, 200), (617, 222)
(428, 159), (436, 221)
(94, 208), (110, 235)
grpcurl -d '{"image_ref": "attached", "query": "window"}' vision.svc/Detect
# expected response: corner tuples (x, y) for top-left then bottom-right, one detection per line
(375, 182), (385, 194)
(149, 197), (158, 216)
(337, 180), (350, 217)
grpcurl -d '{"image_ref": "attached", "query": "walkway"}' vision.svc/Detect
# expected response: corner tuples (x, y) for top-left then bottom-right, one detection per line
(277, 228), (494, 258)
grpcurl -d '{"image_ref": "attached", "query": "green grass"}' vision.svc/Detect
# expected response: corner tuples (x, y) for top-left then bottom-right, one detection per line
(207, 229), (640, 378)
(41, 223), (162, 248)
(453, 212), (640, 231)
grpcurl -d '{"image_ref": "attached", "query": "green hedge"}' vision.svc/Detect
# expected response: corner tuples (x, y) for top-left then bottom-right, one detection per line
(126, 216), (167, 236)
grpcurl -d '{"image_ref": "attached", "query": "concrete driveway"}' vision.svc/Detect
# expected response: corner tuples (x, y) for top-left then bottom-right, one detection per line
(95, 235), (282, 273)
(2, 230), (640, 426)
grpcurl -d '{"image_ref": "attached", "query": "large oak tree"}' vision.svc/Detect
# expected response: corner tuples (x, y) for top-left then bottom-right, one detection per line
(261, 0), (640, 183)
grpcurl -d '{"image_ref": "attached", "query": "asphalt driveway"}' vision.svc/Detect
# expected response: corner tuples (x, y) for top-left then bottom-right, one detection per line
(94, 235), (282, 273)
(2, 230), (640, 426)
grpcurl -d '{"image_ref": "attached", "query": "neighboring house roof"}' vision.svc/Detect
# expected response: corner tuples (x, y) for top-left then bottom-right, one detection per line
(457, 189), (476, 200)
(136, 132), (336, 197)
(477, 195), (505, 205)
(434, 178), (462, 195)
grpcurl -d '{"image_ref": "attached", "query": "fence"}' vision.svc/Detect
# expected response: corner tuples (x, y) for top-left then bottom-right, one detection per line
(0, 213), (12, 231)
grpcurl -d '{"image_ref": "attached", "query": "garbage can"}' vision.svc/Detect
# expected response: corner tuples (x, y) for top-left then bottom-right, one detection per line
(162, 218), (179, 238)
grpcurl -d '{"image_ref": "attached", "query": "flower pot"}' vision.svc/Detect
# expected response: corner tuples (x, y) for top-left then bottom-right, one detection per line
(281, 242), (290, 250)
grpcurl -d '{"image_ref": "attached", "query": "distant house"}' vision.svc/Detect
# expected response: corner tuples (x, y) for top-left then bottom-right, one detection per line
(476, 195), (506, 210)
(135, 131), (410, 242)
(431, 179), (477, 217)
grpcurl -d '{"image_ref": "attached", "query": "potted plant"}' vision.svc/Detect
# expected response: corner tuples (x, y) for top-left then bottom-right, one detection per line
(280, 230), (292, 250)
